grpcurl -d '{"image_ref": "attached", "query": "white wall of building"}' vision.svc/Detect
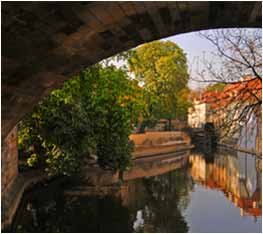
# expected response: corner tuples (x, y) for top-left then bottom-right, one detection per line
(188, 101), (207, 128)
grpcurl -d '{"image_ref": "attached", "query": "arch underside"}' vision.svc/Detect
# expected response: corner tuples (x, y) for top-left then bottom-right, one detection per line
(2, 1), (262, 139)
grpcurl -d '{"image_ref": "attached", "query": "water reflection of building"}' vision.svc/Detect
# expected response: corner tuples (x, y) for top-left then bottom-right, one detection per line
(189, 151), (262, 218)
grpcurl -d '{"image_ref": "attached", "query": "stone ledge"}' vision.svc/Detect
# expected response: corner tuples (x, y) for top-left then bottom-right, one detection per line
(1, 170), (49, 231)
(132, 144), (194, 159)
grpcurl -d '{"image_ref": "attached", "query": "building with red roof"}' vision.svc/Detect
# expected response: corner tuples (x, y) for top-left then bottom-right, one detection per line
(188, 77), (261, 154)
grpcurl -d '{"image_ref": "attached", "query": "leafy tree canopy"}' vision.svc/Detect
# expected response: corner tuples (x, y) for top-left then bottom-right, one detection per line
(206, 83), (226, 92)
(128, 40), (190, 125)
(19, 64), (144, 176)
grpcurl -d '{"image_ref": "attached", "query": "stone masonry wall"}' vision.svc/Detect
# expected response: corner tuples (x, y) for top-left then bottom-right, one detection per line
(1, 126), (18, 194)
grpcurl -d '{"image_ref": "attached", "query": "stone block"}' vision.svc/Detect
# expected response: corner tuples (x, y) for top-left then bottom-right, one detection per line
(1, 126), (18, 194)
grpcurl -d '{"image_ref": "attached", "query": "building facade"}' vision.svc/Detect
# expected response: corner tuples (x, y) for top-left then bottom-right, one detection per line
(188, 101), (208, 128)
(188, 77), (262, 154)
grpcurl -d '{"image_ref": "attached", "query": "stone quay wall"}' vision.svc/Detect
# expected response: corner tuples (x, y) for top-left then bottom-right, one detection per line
(1, 126), (18, 195)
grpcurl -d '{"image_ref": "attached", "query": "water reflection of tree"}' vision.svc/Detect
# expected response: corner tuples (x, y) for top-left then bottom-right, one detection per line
(11, 191), (132, 233)
(60, 196), (132, 233)
(137, 166), (194, 233)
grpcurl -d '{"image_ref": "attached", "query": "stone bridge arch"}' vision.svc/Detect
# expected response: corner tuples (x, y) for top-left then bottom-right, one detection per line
(1, 2), (262, 229)
(2, 1), (262, 140)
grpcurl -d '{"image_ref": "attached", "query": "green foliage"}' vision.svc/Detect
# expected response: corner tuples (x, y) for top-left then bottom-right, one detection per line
(128, 40), (190, 123)
(19, 65), (143, 176)
(82, 66), (142, 171)
(19, 76), (95, 175)
(206, 83), (226, 92)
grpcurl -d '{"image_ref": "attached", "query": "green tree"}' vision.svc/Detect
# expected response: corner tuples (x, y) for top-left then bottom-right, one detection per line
(18, 76), (96, 176)
(128, 40), (190, 130)
(83, 65), (143, 172)
(206, 83), (226, 92)
(19, 64), (144, 176)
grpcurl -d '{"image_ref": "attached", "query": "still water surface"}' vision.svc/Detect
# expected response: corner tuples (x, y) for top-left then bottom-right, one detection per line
(10, 149), (262, 233)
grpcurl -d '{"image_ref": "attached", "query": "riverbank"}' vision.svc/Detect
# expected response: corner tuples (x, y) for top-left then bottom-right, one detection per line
(130, 131), (193, 158)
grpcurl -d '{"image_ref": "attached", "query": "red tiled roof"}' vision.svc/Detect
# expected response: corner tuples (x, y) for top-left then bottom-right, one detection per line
(197, 77), (262, 109)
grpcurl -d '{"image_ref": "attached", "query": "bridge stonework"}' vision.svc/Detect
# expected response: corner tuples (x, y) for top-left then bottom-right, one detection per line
(2, 2), (262, 141)
(1, 2), (262, 228)
(1, 127), (18, 195)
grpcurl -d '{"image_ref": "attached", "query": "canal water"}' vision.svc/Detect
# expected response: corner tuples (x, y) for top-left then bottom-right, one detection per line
(8, 149), (262, 233)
